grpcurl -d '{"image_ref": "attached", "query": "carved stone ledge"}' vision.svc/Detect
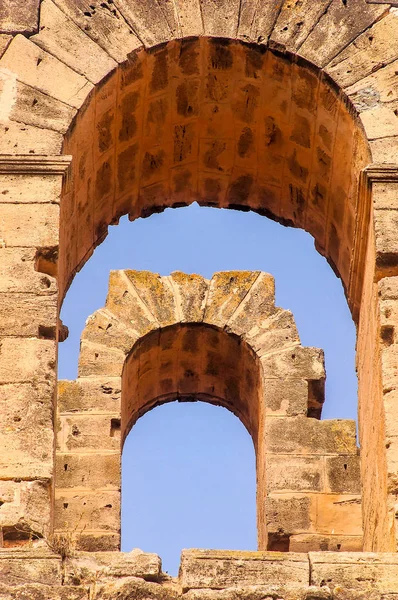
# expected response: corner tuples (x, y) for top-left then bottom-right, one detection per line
(0, 155), (72, 175)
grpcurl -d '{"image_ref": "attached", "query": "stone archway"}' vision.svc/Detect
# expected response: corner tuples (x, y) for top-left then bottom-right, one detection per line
(0, 0), (398, 552)
(56, 270), (362, 553)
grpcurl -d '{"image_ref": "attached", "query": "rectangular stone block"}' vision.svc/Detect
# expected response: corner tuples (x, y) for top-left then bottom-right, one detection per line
(180, 549), (309, 591)
(0, 172), (63, 204)
(55, 453), (120, 489)
(0, 338), (56, 384)
(0, 382), (53, 478)
(0, 583), (86, 599)
(290, 533), (363, 553)
(54, 490), (120, 532)
(64, 549), (161, 584)
(0, 0), (40, 34)
(0, 122), (63, 155)
(309, 552), (398, 592)
(266, 455), (324, 492)
(58, 414), (120, 452)
(315, 494), (362, 536)
(0, 480), (51, 542)
(266, 494), (314, 535)
(263, 379), (308, 416)
(265, 417), (357, 455)
(58, 378), (121, 413)
(0, 293), (57, 337)
(325, 455), (361, 494)
(0, 34), (93, 110)
(260, 346), (325, 380)
(374, 208), (398, 275)
(0, 203), (59, 247)
(78, 340), (124, 377)
(0, 248), (57, 294)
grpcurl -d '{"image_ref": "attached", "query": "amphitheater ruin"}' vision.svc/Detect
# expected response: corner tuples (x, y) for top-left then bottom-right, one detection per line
(2, 0), (398, 597)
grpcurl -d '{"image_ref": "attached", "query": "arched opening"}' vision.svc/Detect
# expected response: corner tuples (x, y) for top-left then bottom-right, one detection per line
(55, 35), (380, 551)
(60, 36), (371, 319)
(121, 401), (256, 576)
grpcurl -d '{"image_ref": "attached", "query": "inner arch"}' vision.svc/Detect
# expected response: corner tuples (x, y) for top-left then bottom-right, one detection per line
(60, 36), (371, 317)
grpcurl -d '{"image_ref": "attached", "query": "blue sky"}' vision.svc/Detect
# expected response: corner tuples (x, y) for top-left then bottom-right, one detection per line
(59, 203), (357, 574)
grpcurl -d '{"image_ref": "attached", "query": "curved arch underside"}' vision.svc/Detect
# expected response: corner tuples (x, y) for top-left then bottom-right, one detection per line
(60, 36), (371, 313)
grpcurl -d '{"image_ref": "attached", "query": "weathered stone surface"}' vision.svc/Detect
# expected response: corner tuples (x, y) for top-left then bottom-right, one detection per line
(0, 122), (63, 155)
(263, 379), (308, 416)
(0, 172), (63, 204)
(55, 453), (119, 489)
(57, 377), (121, 413)
(169, 272), (208, 323)
(0, 338), (55, 384)
(290, 534), (363, 553)
(266, 455), (324, 493)
(0, 0), (40, 35)
(0, 293), (57, 337)
(47, 0), (142, 63)
(54, 490), (120, 532)
(299, 1), (386, 67)
(31, 0), (117, 84)
(326, 456), (361, 494)
(180, 549), (309, 591)
(204, 271), (260, 328)
(309, 552), (398, 592)
(78, 339), (125, 377)
(266, 417), (357, 455)
(0, 382), (53, 478)
(0, 35), (93, 109)
(64, 549), (161, 584)
(0, 203), (59, 247)
(0, 549), (61, 586)
(327, 13), (398, 88)
(260, 346), (324, 380)
(0, 249), (57, 294)
(0, 583), (87, 600)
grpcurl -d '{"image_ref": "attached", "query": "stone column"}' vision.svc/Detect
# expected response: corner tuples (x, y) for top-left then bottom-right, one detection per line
(0, 154), (69, 546)
(357, 165), (398, 551)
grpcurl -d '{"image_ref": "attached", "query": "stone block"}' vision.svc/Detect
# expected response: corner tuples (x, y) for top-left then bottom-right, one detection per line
(179, 549), (310, 591)
(0, 249), (57, 297)
(0, 35), (93, 109)
(0, 203), (59, 248)
(57, 378), (121, 413)
(263, 379), (308, 416)
(54, 490), (120, 532)
(325, 456), (361, 494)
(57, 414), (120, 452)
(169, 272), (208, 323)
(0, 480), (51, 542)
(374, 208), (398, 275)
(315, 494), (362, 536)
(9, 81), (76, 134)
(266, 455), (324, 492)
(0, 122), (63, 155)
(0, 382), (53, 478)
(266, 494), (314, 535)
(260, 346), (325, 380)
(0, 0), (40, 34)
(64, 549), (161, 584)
(74, 532), (120, 553)
(0, 293), (57, 337)
(78, 340), (125, 377)
(82, 309), (139, 354)
(204, 271), (260, 329)
(290, 534), (363, 552)
(55, 453), (120, 489)
(225, 271), (276, 335)
(0, 337), (56, 384)
(265, 417), (357, 455)
(0, 583), (87, 600)
(361, 106), (398, 141)
(0, 172), (63, 204)
(31, 0), (117, 85)
(309, 552), (398, 592)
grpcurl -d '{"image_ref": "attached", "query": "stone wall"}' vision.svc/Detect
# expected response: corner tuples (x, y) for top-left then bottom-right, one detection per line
(55, 270), (362, 553)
